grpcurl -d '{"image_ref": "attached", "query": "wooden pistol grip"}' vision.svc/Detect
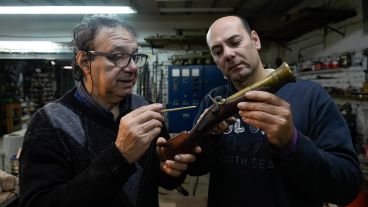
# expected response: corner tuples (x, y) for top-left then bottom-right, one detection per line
(158, 131), (192, 161)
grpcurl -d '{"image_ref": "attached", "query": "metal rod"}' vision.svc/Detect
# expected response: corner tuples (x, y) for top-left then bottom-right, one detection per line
(161, 105), (196, 113)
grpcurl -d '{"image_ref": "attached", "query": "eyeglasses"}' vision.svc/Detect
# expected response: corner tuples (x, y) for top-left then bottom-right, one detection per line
(87, 51), (148, 68)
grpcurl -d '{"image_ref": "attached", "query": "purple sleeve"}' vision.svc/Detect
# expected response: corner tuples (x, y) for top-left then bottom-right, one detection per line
(275, 127), (298, 159)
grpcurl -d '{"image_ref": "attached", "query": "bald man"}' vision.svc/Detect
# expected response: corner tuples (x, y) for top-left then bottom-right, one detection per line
(187, 16), (362, 207)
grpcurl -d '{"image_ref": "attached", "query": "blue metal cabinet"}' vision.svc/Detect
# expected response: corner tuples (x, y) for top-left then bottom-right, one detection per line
(167, 65), (227, 133)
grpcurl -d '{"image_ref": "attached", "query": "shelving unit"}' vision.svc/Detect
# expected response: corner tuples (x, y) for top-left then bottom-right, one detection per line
(298, 66), (366, 94)
(30, 71), (56, 109)
(0, 102), (22, 135)
(298, 67), (365, 75)
(20, 101), (36, 129)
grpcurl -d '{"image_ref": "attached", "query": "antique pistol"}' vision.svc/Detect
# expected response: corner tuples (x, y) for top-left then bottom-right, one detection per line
(158, 62), (296, 160)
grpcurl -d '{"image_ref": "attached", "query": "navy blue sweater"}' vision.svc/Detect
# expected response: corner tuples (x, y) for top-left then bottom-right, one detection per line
(188, 79), (362, 207)
(19, 88), (185, 207)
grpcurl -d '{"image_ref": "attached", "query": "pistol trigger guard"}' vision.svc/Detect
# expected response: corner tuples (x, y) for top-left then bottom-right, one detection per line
(208, 95), (222, 113)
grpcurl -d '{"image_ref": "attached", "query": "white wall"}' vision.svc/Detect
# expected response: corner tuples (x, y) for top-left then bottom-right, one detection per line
(284, 0), (367, 63)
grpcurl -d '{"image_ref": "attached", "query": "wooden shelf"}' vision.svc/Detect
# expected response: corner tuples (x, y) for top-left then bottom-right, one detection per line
(298, 66), (365, 75)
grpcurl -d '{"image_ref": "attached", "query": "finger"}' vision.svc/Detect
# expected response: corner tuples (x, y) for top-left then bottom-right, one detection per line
(120, 104), (164, 126)
(139, 119), (163, 133)
(165, 160), (188, 171)
(129, 103), (164, 117)
(174, 154), (196, 163)
(135, 110), (164, 124)
(194, 146), (202, 154)
(156, 137), (167, 147)
(240, 111), (290, 137)
(141, 103), (165, 112)
(218, 121), (228, 131)
(226, 117), (236, 124)
(239, 102), (291, 123)
(136, 126), (161, 145)
(161, 162), (181, 177)
(144, 127), (162, 141)
(239, 110), (284, 125)
(245, 91), (284, 106)
(238, 102), (280, 116)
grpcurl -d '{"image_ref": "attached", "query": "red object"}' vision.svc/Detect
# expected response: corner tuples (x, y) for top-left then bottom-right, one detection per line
(346, 188), (368, 207)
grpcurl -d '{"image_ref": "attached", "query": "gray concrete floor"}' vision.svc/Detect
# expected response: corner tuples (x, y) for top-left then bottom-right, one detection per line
(159, 174), (209, 207)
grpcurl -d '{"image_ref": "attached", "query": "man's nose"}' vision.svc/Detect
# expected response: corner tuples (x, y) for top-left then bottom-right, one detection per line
(124, 59), (138, 73)
(223, 46), (235, 61)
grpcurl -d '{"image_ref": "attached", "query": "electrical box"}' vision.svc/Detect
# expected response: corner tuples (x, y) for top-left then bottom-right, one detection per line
(167, 65), (226, 133)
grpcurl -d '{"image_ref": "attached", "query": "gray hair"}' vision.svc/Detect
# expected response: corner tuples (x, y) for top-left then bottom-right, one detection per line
(69, 14), (137, 81)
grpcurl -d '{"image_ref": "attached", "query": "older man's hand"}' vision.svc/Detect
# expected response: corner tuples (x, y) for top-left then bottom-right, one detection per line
(156, 137), (201, 177)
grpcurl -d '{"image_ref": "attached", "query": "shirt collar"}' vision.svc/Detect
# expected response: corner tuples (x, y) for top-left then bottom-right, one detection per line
(74, 82), (133, 119)
(74, 82), (112, 117)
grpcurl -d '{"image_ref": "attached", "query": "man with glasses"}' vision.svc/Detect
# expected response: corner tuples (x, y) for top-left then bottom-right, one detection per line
(19, 15), (200, 207)
(86, 51), (148, 69)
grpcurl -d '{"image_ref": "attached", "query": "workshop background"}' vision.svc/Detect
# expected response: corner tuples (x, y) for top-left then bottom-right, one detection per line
(0, 0), (367, 206)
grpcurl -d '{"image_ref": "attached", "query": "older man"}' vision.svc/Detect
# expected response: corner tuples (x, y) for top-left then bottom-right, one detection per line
(19, 15), (199, 207)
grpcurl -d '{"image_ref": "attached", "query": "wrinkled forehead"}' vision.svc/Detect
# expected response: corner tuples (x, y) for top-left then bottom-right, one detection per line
(93, 26), (137, 51)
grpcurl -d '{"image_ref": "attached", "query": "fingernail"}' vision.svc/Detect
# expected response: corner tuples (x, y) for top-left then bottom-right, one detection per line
(175, 155), (181, 161)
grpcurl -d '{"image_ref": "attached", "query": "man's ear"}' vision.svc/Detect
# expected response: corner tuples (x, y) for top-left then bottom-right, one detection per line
(76, 51), (91, 74)
(250, 30), (261, 50)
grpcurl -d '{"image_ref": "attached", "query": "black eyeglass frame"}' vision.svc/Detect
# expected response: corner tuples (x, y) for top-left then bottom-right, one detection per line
(86, 51), (148, 68)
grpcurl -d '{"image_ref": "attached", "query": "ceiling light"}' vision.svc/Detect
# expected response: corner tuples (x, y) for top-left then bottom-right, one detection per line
(0, 6), (136, 14)
(160, 8), (233, 12)
(63, 66), (73, 70)
(0, 41), (68, 53)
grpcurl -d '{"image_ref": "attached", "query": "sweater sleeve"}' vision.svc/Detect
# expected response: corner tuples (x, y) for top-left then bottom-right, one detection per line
(275, 89), (363, 205)
(19, 112), (136, 207)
